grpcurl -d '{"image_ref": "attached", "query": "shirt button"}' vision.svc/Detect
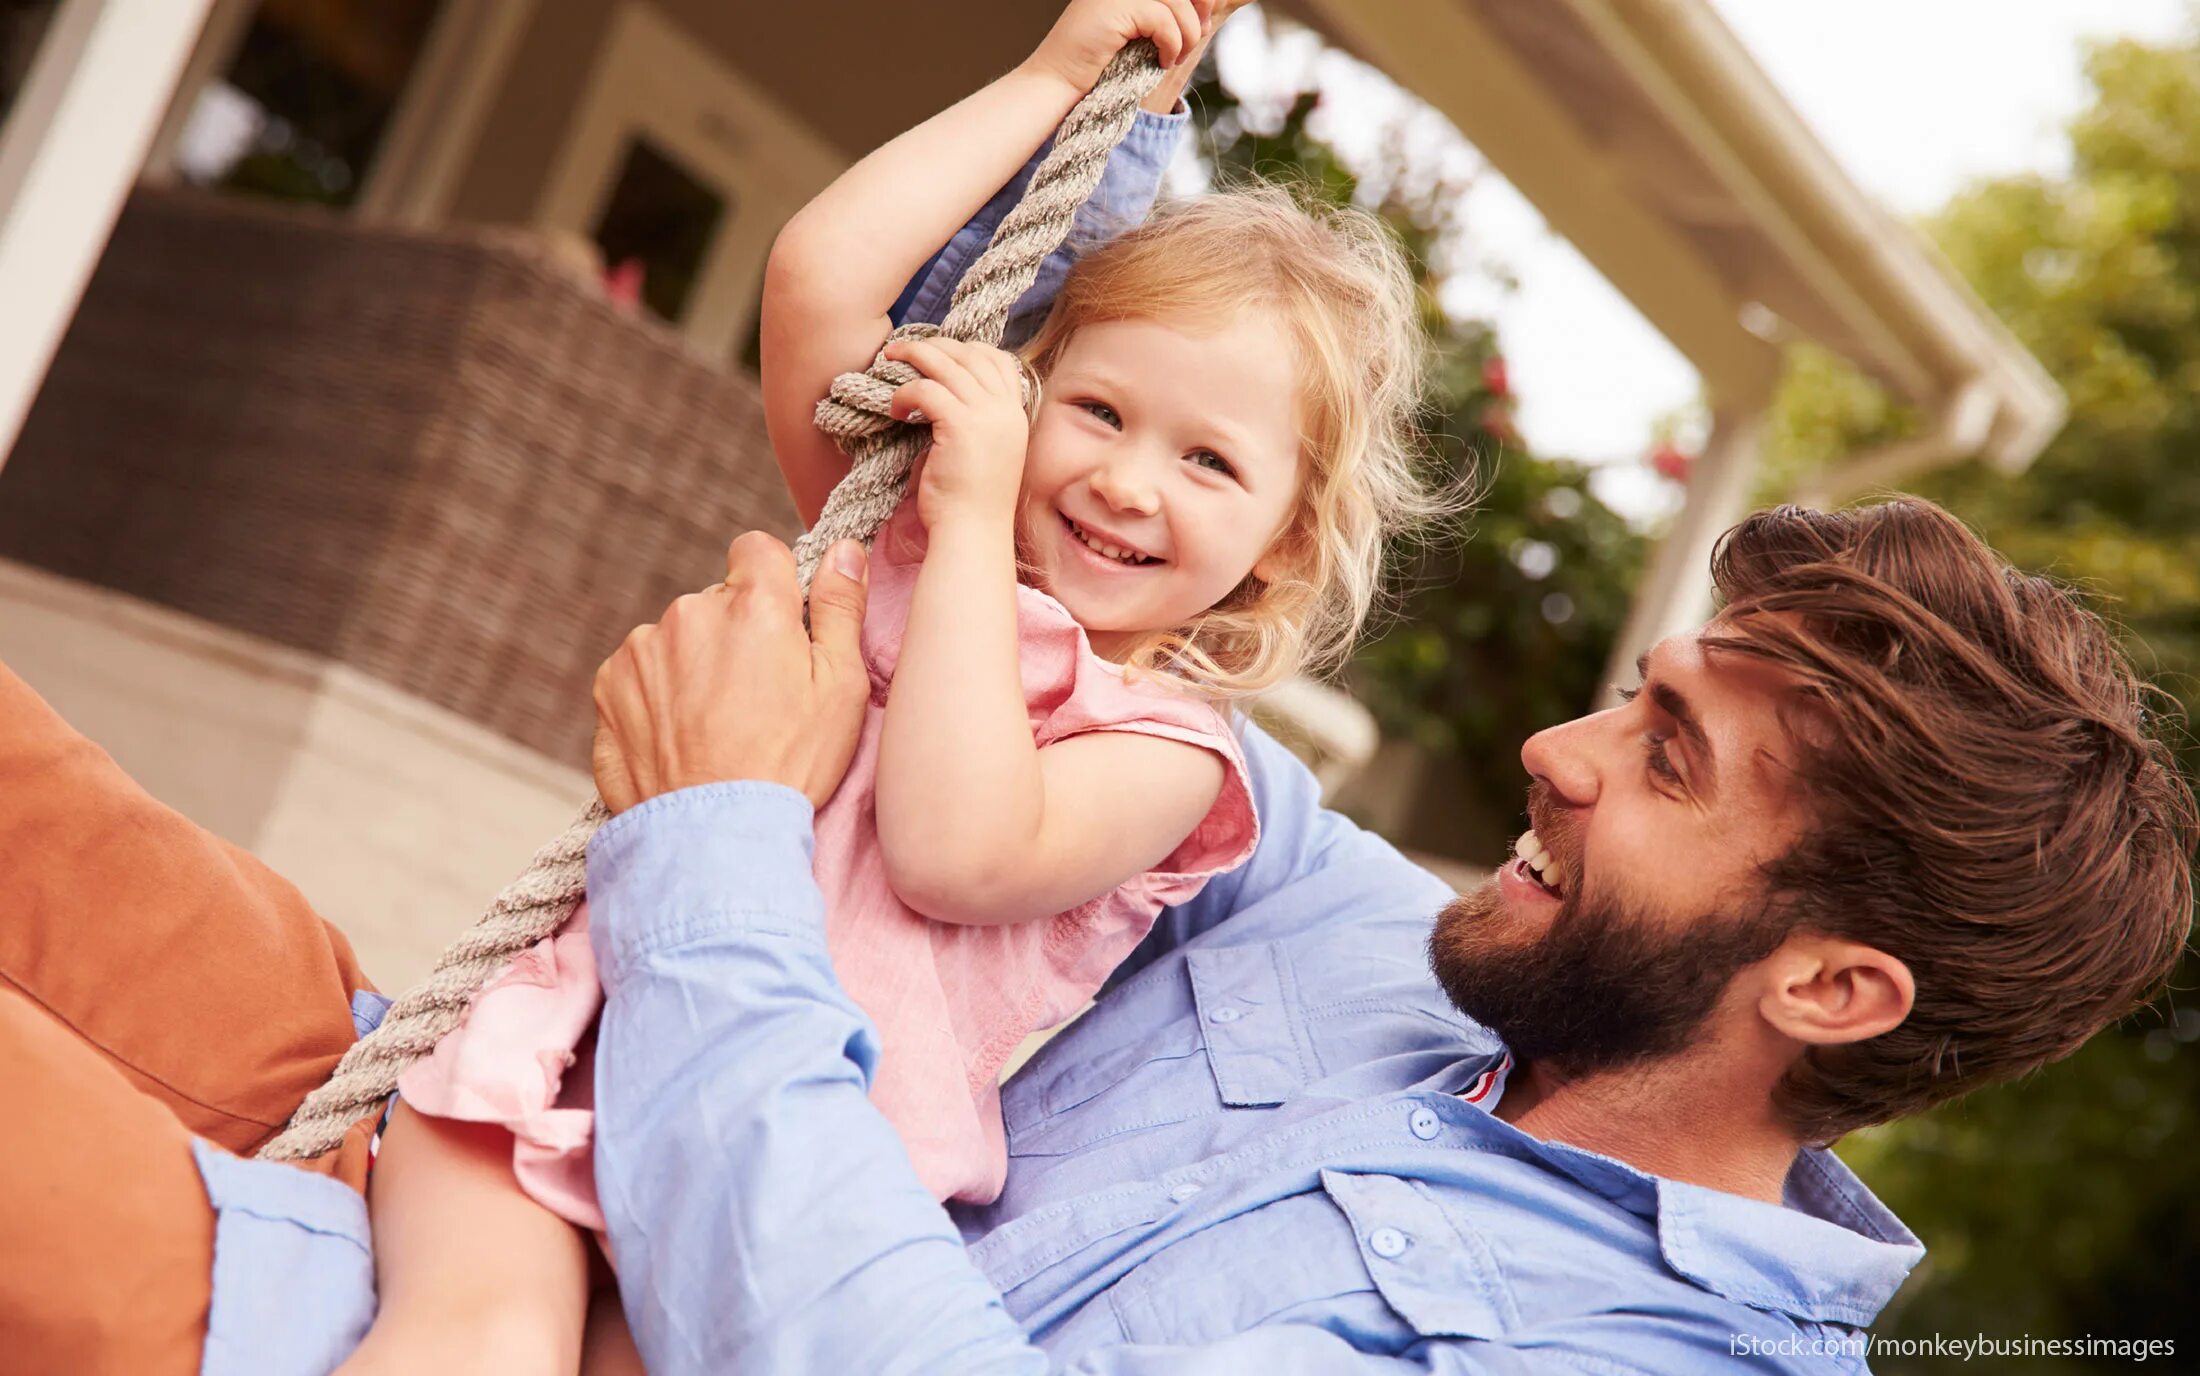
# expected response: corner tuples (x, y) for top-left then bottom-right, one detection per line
(1207, 1007), (1243, 1024)
(1169, 1182), (1203, 1203)
(1409, 1107), (1441, 1140)
(1368, 1227), (1411, 1259)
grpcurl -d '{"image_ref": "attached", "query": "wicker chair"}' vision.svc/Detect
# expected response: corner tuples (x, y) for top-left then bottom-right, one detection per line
(0, 187), (799, 767)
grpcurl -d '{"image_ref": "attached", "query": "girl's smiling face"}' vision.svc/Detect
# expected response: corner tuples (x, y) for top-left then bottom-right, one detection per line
(1016, 314), (1305, 660)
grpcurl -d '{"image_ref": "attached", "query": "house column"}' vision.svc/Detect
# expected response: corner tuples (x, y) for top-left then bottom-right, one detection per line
(0, 0), (214, 469)
(1597, 403), (1770, 703)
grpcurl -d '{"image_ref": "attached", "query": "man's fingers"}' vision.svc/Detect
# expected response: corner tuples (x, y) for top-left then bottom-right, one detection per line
(719, 531), (804, 626)
(806, 540), (870, 686)
(723, 529), (797, 587)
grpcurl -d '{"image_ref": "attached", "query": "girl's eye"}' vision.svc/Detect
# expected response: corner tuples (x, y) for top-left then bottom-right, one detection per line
(1080, 401), (1121, 429)
(1189, 450), (1237, 479)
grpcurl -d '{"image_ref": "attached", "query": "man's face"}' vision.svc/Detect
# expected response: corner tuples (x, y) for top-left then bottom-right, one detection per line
(1430, 627), (1810, 1076)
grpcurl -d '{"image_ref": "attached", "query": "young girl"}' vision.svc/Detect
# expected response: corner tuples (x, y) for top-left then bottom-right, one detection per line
(347, 1), (1453, 1369)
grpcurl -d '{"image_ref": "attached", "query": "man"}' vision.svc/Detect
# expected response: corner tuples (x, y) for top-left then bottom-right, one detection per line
(4, 69), (2191, 1376)
(575, 500), (2192, 1374)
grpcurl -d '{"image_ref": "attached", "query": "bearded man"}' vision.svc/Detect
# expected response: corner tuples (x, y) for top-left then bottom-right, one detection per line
(565, 496), (2197, 1375)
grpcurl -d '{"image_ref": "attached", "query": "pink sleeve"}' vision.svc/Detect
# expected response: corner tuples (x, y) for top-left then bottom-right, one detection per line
(1028, 631), (1261, 907)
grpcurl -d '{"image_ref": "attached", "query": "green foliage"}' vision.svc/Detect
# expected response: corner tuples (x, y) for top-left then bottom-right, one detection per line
(1185, 68), (1646, 862)
(1763, 35), (2200, 1369)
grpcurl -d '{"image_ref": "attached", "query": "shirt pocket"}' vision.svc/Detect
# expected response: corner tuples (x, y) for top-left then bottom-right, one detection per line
(1186, 943), (1318, 1106)
(1107, 1176), (1516, 1352)
(1002, 1011), (1208, 1158)
(1003, 941), (1319, 1158)
(1107, 1191), (1388, 1348)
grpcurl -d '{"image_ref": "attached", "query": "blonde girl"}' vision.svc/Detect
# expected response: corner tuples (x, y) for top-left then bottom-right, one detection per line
(344, 2), (1458, 1371)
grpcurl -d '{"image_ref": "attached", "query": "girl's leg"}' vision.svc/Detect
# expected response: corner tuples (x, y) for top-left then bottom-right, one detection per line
(0, 658), (372, 1163)
(0, 988), (216, 1376)
(338, 1103), (594, 1376)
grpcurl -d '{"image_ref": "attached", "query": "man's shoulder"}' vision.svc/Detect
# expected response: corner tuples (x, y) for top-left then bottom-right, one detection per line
(1218, 722), (1459, 924)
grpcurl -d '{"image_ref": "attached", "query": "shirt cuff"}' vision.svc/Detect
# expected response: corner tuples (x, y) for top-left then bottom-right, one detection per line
(586, 781), (823, 978)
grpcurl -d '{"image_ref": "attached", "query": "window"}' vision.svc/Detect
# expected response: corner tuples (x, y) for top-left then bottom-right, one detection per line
(592, 138), (728, 327)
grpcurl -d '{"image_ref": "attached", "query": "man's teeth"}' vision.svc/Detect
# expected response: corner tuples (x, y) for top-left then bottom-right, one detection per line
(1069, 519), (1152, 565)
(1514, 829), (1564, 892)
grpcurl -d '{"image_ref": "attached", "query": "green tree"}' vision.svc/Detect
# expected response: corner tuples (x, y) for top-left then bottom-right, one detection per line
(1766, 35), (2200, 1372)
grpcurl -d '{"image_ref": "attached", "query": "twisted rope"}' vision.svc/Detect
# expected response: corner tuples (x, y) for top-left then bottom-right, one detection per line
(257, 41), (1165, 1162)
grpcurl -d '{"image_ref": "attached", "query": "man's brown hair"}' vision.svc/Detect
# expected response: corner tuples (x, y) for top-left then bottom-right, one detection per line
(1705, 498), (2196, 1142)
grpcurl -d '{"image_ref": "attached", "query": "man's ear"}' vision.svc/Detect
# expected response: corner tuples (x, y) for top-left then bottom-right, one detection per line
(1756, 934), (1914, 1046)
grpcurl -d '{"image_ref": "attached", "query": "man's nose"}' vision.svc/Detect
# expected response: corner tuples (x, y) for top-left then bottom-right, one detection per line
(1090, 451), (1162, 515)
(1519, 713), (1602, 811)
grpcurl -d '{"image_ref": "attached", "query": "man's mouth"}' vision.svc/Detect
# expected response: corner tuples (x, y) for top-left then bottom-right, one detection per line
(1511, 829), (1566, 899)
(1060, 512), (1162, 567)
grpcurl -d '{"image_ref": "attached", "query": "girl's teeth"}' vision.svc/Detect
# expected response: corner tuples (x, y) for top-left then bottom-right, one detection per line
(1071, 521), (1146, 564)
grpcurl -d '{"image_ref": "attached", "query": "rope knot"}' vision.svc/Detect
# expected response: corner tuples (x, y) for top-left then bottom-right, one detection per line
(813, 322), (941, 446)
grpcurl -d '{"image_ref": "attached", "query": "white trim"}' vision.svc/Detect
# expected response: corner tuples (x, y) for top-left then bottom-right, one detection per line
(0, 0), (215, 470)
(1597, 405), (1770, 703)
(355, 0), (540, 226)
(531, 0), (844, 359)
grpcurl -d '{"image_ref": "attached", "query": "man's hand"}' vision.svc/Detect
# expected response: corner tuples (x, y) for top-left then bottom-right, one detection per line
(590, 533), (870, 814)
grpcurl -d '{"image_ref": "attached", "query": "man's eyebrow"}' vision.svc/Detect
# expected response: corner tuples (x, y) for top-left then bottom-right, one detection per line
(1635, 653), (1718, 790)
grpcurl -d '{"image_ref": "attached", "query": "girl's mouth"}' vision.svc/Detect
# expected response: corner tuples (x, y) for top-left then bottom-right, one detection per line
(1060, 512), (1162, 568)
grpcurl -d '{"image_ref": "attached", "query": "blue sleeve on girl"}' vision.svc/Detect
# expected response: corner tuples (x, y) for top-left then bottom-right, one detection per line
(891, 103), (1189, 344)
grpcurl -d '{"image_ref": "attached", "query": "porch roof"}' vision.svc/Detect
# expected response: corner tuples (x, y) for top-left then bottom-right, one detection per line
(1289, 0), (2065, 479)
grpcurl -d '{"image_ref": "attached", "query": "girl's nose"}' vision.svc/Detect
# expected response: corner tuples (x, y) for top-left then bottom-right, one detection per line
(1089, 455), (1162, 516)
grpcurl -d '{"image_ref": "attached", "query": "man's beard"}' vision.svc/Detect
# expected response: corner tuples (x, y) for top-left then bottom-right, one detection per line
(1428, 804), (1790, 1079)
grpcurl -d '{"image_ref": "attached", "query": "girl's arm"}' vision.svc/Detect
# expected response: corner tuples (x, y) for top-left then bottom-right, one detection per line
(870, 337), (1224, 928)
(760, 0), (1218, 527)
(887, 518), (1225, 927)
(336, 1105), (592, 1376)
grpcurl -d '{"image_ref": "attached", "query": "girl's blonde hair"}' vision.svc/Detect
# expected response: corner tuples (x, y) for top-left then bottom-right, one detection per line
(1020, 182), (1463, 699)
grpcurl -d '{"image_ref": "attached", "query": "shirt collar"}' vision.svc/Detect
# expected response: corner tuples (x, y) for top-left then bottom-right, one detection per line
(1454, 1065), (1924, 1327)
(1654, 1152), (1924, 1325)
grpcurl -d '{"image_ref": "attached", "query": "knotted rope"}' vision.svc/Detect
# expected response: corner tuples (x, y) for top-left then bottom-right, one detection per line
(257, 42), (1165, 1162)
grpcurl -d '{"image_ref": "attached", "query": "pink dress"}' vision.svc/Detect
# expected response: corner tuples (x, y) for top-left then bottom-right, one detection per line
(398, 497), (1258, 1234)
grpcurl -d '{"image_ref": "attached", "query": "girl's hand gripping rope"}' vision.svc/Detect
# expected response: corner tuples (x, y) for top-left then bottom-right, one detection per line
(1023, 0), (1217, 98)
(883, 336), (1037, 536)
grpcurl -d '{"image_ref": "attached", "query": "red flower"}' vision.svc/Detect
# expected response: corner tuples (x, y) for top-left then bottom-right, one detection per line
(604, 258), (646, 311)
(1650, 443), (1693, 484)
(1480, 401), (1517, 443)
(1481, 355), (1510, 399)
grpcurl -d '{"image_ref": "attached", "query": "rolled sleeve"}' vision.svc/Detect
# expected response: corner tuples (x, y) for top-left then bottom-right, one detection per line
(892, 103), (1187, 345)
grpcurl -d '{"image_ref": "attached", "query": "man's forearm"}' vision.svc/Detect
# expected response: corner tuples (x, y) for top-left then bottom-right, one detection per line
(587, 784), (1045, 1375)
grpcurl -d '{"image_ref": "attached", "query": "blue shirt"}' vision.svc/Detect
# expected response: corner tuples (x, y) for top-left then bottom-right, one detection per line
(192, 108), (1923, 1374)
(583, 727), (1923, 1375)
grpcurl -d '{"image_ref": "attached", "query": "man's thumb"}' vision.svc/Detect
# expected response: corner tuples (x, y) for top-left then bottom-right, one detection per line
(807, 540), (869, 671)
